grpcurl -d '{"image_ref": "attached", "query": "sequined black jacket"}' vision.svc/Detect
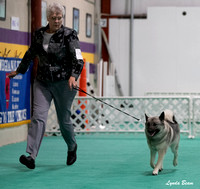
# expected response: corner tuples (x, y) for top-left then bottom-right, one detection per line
(17, 25), (84, 81)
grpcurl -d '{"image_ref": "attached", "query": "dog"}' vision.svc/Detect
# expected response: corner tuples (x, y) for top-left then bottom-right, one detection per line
(145, 110), (180, 175)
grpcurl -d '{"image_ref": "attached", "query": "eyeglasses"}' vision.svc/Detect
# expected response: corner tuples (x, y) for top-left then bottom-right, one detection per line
(51, 16), (63, 21)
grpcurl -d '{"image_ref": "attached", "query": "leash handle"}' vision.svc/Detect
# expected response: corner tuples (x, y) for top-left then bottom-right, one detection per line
(73, 86), (141, 121)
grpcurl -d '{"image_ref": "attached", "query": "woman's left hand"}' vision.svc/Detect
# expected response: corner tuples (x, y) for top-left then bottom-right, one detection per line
(68, 76), (77, 90)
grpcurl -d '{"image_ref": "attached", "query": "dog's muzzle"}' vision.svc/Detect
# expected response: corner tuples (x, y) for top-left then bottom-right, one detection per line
(147, 129), (160, 137)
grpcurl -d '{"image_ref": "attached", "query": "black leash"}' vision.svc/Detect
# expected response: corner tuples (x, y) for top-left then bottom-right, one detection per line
(73, 86), (141, 121)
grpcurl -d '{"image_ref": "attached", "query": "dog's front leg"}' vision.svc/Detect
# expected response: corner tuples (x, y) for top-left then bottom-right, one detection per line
(153, 149), (166, 175)
(150, 149), (156, 169)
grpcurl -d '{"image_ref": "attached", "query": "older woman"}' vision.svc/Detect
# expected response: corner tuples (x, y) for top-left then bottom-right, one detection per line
(8, 2), (83, 169)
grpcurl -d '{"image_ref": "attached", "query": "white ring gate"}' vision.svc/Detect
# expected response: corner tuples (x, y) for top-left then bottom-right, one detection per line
(46, 96), (194, 137)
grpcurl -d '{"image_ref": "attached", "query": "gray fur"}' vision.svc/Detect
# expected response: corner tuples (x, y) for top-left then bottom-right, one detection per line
(145, 110), (180, 175)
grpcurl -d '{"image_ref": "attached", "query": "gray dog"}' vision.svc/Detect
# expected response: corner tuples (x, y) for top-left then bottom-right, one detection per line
(145, 110), (180, 175)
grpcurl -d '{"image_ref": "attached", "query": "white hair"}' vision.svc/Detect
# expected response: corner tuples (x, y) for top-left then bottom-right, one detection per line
(164, 109), (174, 123)
(46, 2), (65, 18)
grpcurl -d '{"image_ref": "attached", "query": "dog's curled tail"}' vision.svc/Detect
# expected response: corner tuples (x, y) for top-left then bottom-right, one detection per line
(164, 109), (176, 123)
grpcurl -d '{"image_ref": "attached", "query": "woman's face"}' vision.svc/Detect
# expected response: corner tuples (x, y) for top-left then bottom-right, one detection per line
(47, 12), (63, 33)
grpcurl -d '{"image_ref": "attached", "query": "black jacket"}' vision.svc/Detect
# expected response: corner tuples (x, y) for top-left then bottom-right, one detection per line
(17, 25), (84, 81)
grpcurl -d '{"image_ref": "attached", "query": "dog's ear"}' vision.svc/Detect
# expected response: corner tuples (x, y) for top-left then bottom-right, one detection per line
(159, 111), (165, 121)
(145, 114), (148, 122)
(173, 115), (177, 124)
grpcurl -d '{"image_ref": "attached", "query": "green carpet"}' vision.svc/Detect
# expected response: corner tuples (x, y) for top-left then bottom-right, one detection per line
(0, 133), (199, 189)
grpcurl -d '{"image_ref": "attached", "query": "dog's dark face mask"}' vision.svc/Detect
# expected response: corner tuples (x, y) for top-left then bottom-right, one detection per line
(145, 112), (165, 137)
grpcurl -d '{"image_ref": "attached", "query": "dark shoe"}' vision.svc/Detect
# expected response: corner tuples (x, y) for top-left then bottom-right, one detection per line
(67, 144), (77, 165)
(19, 155), (35, 169)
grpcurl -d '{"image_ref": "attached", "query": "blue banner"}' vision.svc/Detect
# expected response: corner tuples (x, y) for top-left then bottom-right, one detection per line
(0, 57), (32, 126)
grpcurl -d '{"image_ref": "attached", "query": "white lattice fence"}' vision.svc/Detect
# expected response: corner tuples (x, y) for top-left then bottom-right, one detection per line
(192, 97), (200, 137)
(46, 96), (192, 136)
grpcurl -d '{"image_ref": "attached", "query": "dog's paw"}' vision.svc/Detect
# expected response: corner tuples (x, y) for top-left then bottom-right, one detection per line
(159, 168), (163, 172)
(152, 169), (159, 175)
(152, 172), (158, 176)
(173, 159), (178, 167)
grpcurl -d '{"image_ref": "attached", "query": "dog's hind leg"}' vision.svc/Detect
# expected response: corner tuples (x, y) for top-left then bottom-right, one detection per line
(150, 149), (156, 169)
(171, 143), (179, 166)
(153, 149), (166, 175)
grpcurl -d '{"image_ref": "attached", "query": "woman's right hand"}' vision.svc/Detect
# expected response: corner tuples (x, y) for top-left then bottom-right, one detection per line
(7, 71), (18, 78)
